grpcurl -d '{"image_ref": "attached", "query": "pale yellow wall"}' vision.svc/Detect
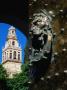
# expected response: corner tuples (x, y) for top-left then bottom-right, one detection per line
(3, 61), (22, 78)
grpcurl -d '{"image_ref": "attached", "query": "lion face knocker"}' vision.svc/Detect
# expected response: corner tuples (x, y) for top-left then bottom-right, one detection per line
(29, 9), (53, 63)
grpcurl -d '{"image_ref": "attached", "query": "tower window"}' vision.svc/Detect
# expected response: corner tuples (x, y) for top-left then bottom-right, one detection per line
(12, 41), (15, 45)
(12, 31), (14, 34)
(18, 52), (20, 60)
(10, 53), (12, 59)
(7, 53), (8, 59)
(14, 51), (16, 59)
(3, 56), (4, 60)
(5, 52), (6, 60)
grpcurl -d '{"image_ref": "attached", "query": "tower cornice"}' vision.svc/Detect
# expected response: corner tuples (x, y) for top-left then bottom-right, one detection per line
(2, 60), (22, 64)
(7, 37), (17, 41)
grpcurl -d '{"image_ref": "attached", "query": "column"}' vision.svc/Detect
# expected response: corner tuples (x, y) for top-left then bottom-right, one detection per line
(12, 50), (13, 60)
(5, 52), (6, 60)
(8, 51), (10, 60)
(16, 50), (18, 60)
(20, 51), (22, 61)
(2, 52), (4, 61)
(3, 52), (5, 60)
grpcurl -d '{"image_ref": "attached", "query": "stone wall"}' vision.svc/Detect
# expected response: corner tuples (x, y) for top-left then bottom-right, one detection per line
(3, 61), (22, 78)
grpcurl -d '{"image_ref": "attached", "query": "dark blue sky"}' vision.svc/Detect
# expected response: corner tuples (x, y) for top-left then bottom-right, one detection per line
(0, 23), (27, 64)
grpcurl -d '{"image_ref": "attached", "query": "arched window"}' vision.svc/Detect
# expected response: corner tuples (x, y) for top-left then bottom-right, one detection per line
(12, 30), (14, 34)
(3, 55), (4, 60)
(18, 52), (20, 60)
(10, 53), (12, 59)
(7, 53), (8, 60)
(5, 52), (6, 60)
(12, 41), (15, 45)
(9, 50), (12, 59)
(14, 51), (16, 59)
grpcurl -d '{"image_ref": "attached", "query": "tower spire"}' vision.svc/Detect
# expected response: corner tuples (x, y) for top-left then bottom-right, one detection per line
(7, 26), (17, 40)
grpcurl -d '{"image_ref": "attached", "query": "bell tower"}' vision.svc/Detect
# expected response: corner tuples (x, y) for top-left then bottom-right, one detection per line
(2, 26), (22, 78)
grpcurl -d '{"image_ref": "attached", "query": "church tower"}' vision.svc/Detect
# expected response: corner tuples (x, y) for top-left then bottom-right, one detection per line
(2, 26), (22, 78)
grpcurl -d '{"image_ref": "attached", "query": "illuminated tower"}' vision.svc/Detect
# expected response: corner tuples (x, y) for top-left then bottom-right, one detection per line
(2, 26), (22, 78)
